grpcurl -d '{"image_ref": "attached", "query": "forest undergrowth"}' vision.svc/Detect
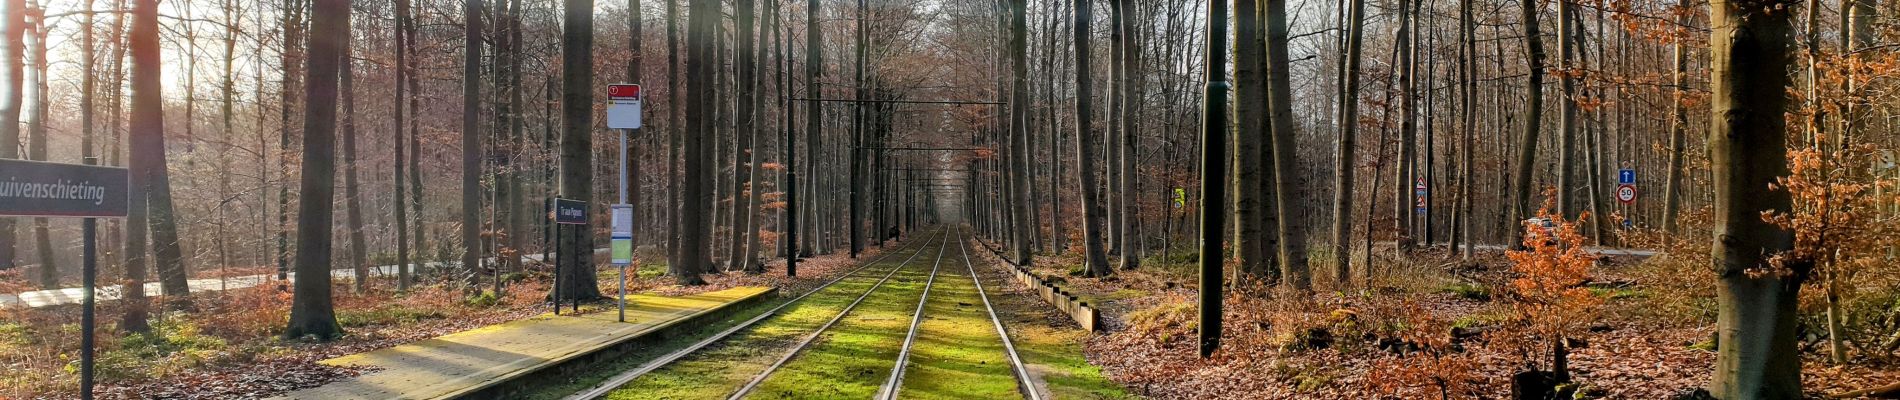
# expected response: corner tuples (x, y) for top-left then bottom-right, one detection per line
(1028, 210), (1900, 399)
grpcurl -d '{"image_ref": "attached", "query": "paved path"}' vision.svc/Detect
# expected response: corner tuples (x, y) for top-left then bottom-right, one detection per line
(0, 249), (604, 309)
(277, 286), (775, 400)
(1459, 244), (1659, 257)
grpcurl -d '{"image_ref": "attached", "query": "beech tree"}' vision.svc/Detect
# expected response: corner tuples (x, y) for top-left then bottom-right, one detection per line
(283, 0), (348, 340)
(559, 0), (608, 296)
(1707, 0), (1802, 396)
(1073, 0), (1109, 277)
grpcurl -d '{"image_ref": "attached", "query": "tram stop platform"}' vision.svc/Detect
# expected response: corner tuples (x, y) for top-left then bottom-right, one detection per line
(276, 286), (776, 400)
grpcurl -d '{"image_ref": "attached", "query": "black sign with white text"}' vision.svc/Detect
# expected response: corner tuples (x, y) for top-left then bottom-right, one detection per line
(0, 159), (129, 218)
(554, 198), (588, 225)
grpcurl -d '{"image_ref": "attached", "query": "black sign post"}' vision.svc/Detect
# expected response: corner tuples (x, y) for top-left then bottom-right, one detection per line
(0, 158), (129, 400)
(551, 198), (587, 314)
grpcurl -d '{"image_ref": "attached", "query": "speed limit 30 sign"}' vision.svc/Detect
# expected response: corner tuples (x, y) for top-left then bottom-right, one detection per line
(1616, 184), (1637, 204)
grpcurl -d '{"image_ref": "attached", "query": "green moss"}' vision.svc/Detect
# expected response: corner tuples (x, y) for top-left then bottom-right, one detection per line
(337, 304), (448, 327)
(1440, 282), (1492, 301)
(742, 248), (942, 399)
(895, 250), (1020, 400)
(1587, 286), (1647, 300)
(595, 243), (934, 400)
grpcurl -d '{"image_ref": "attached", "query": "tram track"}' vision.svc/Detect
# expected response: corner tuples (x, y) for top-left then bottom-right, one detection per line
(724, 231), (949, 400)
(564, 230), (944, 400)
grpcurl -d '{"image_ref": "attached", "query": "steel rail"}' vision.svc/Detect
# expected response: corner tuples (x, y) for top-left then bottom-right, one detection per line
(563, 230), (944, 400)
(724, 231), (948, 400)
(874, 228), (950, 400)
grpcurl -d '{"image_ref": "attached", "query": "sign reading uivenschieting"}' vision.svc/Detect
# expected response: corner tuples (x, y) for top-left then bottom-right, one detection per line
(0, 159), (129, 218)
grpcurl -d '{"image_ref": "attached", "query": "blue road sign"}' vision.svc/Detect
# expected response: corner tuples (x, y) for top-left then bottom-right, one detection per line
(1618, 169), (1636, 185)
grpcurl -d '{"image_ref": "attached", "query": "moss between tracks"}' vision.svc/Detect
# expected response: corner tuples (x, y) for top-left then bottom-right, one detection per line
(894, 244), (1020, 399)
(738, 243), (945, 400)
(595, 242), (933, 400)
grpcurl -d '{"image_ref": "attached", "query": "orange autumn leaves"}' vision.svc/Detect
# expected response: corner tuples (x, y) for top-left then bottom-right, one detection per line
(1510, 198), (1604, 343)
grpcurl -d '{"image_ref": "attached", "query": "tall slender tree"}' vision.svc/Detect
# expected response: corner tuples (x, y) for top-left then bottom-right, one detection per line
(394, 0), (415, 290)
(677, 0), (715, 285)
(341, 19), (368, 294)
(0, 0), (21, 272)
(1556, 0), (1577, 217)
(1116, 0), (1141, 270)
(803, 0), (821, 259)
(627, 0), (644, 268)
(1234, 0), (1269, 280)
(1264, 0), (1307, 290)
(1009, 0), (1032, 266)
(1075, 0), (1109, 277)
(1332, 0), (1366, 286)
(1508, 0), (1547, 249)
(24, 0), (49, 288)
(1661, 0), (1688, 234)
(462, 0), (485, 290)
(666, 0), (684, 269)
(731, 0), (760, 271)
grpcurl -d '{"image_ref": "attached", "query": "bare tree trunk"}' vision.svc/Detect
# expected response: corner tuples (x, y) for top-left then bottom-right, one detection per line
(560, 0), (609, 295)
(284, 0), (348, 340)
(278, 0), (305, 289)
(1331, 0), (1366, 286)
(667, 0), (684, 268)
(1074, 0), (1110, 277)
(394, 0), (414, 290)
(24, 1), (50, 287)
(217, 0), (237, 288)
(0, 0), (21, 272)
(742, 0), (770, 270)
(1394, 0), (1416, 249)
(677, 0), (716, 285)
(802, 0), (820, 258)
(462, 0), (485, 290)
(1507, 0), (1546, 249)
(1104, 0), (1123, 261)
(406, 0), (425, 280)
(1010, 0), (1033, 266)
(1660, 0), (1688, 234)
(1042, 0), (1062, 253)
(1119, 0), (1142, 270)
(505, 0), (526, 276)
(1556, 0), (1577, 218)
(626, 0), (642, 261)
(1707, 0), (1802, 396)
(731, 0), (759, 272)
(1234, 0), (1270, 282)
(847, 0), (867, 259)
(341, 29), (368, 294)
(1457, 0), (1474, 259)
(1264, 0), (1306, 290)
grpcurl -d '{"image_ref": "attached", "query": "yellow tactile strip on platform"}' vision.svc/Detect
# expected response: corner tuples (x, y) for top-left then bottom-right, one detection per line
(278, 286), (774, 400)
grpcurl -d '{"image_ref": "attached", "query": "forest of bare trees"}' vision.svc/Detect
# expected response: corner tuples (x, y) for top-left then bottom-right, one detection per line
(3, 0), (1900, 397)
